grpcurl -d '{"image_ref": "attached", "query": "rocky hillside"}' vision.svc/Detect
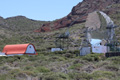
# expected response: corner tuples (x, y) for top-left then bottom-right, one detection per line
(5, 16), (46, 32)
(0, 0), (120, 50)
(0, 16), (46, 40)
(0, 16), (46, 33)
(0, 1), (120, 80)
(0, 16), (47, 49)
(35, 0), (120, 32)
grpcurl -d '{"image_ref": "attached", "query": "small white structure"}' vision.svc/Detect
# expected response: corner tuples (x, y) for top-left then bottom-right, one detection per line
(0, 52), (6, 56)
(90, 39), (107, 54)
(51, 48), (63, 52)
(92, 45), (107, 54)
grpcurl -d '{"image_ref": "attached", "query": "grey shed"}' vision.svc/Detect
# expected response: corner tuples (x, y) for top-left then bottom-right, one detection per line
(80, 47), (91, 56)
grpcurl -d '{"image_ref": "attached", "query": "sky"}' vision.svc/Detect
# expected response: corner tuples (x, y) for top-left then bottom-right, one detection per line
(0, 0), (82, 21)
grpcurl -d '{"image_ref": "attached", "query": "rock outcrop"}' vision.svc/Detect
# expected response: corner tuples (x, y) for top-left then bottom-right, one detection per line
(35, 0), (120, 32)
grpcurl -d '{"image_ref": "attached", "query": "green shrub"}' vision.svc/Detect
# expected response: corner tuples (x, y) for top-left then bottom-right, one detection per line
(0, 57), (7, 63)
(82, 53), (105, 61)
(54, 50), (67, 54)
(24, 66), (33, 70)
(68, 50), (80, 56)
(0, 65), (10, 71)
(107, 57), (120, 64)
(44, 74), (59, 80)
(69, 63), (83, 70)
(58, 73), (69, 79)
(49, 56), (65, 61)
(68, 72), (92, 80)
(36, 66), (50, 73)
(0, 75), (7, 80)
(91, 71), (115, 79)
(5, 57), (16, 63)
(105, 64), (119, 71)
(28, 54), (47, 61)
(19, 70), (35, 77)
(67, 50), (74, 53)
(43, 72), (69, 80)
(73, 50), (80, 54)
(63, 53), (75, 58)
(0, 74), (17, 80)
(95, 61), (109, 68)
(97, 77), (109, 80)
(7, 69), (23, 79)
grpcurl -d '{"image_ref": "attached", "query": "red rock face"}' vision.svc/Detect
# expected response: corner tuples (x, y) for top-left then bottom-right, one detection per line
(35, 0), (120, 32)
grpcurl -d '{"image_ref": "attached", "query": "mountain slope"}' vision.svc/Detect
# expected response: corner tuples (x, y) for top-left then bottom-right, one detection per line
(0, 16), (47, 49)
(0, 0), (120, 51)
(35, 0), (120, 32)
(5, 16), (46, 32)
(0, 16), (46, 38)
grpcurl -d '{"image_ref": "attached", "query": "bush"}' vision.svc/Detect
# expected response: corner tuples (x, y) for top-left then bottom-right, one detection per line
(7, 69), (22, 79)
(97, 77), (109, 80)
(107, 57), (120, 64)
(36, 66), (50, 73)
(43, 72), (69, 80)
(105, 64), (119, 71)
(69, 63), (83, 70)
(27, 55), (40, 61)
(49, 56), (65, 61)
(24, 66), (33, 70)
(73, 50), (80, 54)
(54, 51), (67, 54)
(82, 53), (105, 61)
(91, 71), (115, 79)
(19, 70), (35, 77)
(0, 75), (7, 80)
(63, 53), (74, 58)
(95, 61), (109, 68)
(68, 72), (92, 80)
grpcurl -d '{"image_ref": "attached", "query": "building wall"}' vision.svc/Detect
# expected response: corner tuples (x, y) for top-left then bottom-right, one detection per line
(92, 45), (107, 54)
(26, 45), (36, 54)
(80, 47), (91, 56)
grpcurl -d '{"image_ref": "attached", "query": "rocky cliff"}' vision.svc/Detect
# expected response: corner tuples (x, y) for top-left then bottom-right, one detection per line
(35, 0), (120, 32)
